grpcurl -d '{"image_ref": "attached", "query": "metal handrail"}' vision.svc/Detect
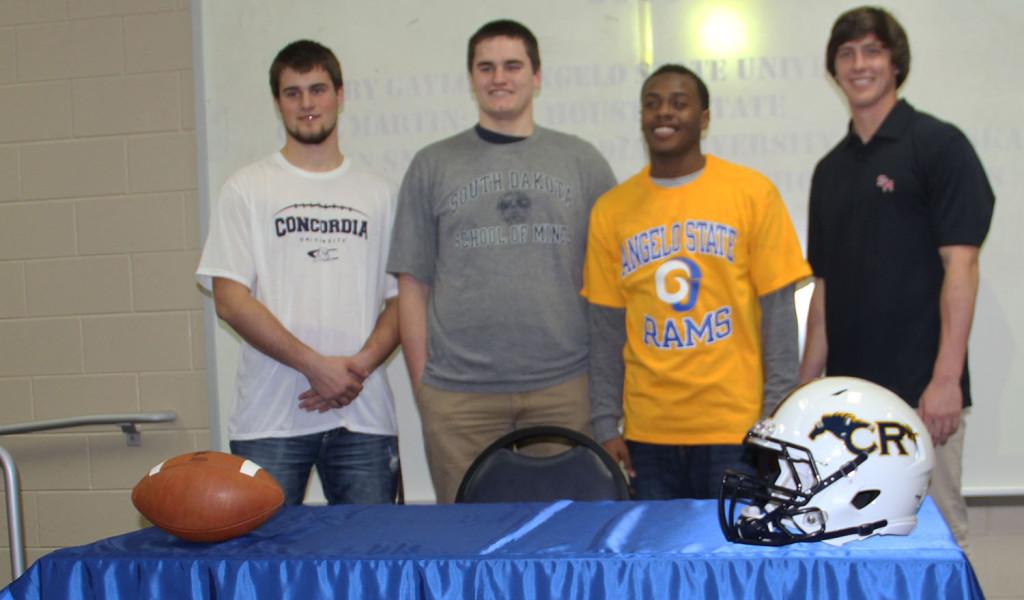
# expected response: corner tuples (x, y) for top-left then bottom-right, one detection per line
(0, 411), (177, 437)
(0, 446), (24, 581)
(0, 411), (177, 581)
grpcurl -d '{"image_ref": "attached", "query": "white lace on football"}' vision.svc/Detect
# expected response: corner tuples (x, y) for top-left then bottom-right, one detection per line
(239, 460), (261, 478)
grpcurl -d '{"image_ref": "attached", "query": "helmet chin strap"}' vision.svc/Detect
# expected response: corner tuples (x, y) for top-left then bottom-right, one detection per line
(812, 518), (889, 543)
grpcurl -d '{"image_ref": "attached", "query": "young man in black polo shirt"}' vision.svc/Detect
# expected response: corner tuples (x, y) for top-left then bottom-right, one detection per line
(799, 7), (994, 547)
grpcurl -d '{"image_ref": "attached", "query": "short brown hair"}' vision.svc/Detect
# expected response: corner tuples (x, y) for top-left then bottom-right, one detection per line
(826, 6), (911, 88)
(467, 20), (540, 72)
(269, 40), (343, 99)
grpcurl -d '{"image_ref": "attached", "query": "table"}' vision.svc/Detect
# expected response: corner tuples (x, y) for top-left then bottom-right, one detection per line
(1, 498), (981, 599)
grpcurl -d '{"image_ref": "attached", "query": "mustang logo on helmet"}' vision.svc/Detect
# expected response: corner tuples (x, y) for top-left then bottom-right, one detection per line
(809, 412), (875, 455)
(810, 412), (920, 457)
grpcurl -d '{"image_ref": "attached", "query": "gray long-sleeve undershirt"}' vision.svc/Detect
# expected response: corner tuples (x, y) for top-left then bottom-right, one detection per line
(589, 283), (799, 444)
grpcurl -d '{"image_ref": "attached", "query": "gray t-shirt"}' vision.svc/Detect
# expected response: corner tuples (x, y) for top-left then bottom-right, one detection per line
(388, 126), (616, 392)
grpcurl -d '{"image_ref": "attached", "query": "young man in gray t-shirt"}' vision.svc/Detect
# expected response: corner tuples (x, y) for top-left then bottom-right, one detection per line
(388, 19), (616, 503)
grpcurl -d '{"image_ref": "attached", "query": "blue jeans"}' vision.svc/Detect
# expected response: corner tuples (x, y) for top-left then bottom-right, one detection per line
(627, 441), (748, 500)
(230, 428), (399, 505)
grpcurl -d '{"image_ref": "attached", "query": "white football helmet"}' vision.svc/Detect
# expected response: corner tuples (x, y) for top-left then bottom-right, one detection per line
(719, 376), (934, 546)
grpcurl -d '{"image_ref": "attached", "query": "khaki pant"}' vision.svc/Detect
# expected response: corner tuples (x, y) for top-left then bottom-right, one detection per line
(928, 416), (968, 548)
(416, 374), (591, 504)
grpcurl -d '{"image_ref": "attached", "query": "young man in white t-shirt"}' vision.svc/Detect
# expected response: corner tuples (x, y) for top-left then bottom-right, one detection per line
(196, 40), (401, 505)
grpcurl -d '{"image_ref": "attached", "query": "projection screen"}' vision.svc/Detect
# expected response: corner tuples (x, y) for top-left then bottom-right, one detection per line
(196, 0), (1022, 501)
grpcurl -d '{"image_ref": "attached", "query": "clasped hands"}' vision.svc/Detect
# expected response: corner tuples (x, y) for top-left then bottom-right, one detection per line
(297, 354), (371, 413)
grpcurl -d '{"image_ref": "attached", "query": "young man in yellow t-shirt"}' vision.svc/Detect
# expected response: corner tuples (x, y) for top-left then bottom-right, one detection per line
(582, 65), (811, 499)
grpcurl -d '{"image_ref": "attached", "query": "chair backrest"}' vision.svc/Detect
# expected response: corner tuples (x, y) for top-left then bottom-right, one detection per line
(455, 426), (631, 503)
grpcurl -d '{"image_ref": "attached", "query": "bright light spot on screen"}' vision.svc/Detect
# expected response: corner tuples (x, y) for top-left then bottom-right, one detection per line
(639, 0), (654, 69)
(697, 6), (749, 56)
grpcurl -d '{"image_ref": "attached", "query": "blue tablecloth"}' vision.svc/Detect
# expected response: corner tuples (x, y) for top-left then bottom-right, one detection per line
(1, 498), (980, 599)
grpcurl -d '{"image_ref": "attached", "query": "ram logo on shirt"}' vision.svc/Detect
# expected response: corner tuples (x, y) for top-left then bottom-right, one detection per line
(655, 258), (702, 312)
(642, 256), (732, 350)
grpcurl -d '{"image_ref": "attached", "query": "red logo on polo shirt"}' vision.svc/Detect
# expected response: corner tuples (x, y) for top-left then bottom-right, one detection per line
(876, 174), (895, 193)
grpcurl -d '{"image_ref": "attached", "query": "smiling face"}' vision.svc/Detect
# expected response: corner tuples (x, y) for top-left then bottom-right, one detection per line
(274, 66), (343, 146)
(470, 35), (540, 135)
(833, 34), (899, 114)
(640, 71), (709, 176)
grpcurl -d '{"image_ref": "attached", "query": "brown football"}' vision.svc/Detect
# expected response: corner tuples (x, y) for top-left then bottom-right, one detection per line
(131, 451), (284, 543)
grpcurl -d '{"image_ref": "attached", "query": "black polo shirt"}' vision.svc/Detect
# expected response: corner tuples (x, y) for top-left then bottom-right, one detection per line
(807, 100), (994, 407)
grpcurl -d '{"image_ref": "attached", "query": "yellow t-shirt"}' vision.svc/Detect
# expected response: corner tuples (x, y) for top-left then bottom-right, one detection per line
(582, 156), (811, 444)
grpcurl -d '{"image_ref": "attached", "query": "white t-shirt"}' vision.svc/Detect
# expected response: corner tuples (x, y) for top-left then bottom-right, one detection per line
(197, 153), (398, 440)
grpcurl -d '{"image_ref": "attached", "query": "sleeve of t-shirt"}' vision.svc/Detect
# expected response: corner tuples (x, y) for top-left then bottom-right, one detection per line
(387, 153), (438, 284)
(588, 303), (627, 443)
(580, 144), (618, 208)
(195, 179), (256, 292)
(581, 195), (626, 308)
(925, 127), (995, 247)
(759, 283), (798, 417)
(748, 181), (813, 297)
(381, 182), (400, 300)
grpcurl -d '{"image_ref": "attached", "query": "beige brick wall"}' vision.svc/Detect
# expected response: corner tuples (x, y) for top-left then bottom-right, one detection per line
(967, 499), (1024, 599)
(0, 0), (204, 586)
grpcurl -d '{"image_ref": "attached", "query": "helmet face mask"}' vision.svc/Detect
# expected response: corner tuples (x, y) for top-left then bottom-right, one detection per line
(720, 434), (878, 545)
(718, 377), (934, 546)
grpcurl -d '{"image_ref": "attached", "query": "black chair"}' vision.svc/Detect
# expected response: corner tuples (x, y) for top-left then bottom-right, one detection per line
(455, 426), (631, 503)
